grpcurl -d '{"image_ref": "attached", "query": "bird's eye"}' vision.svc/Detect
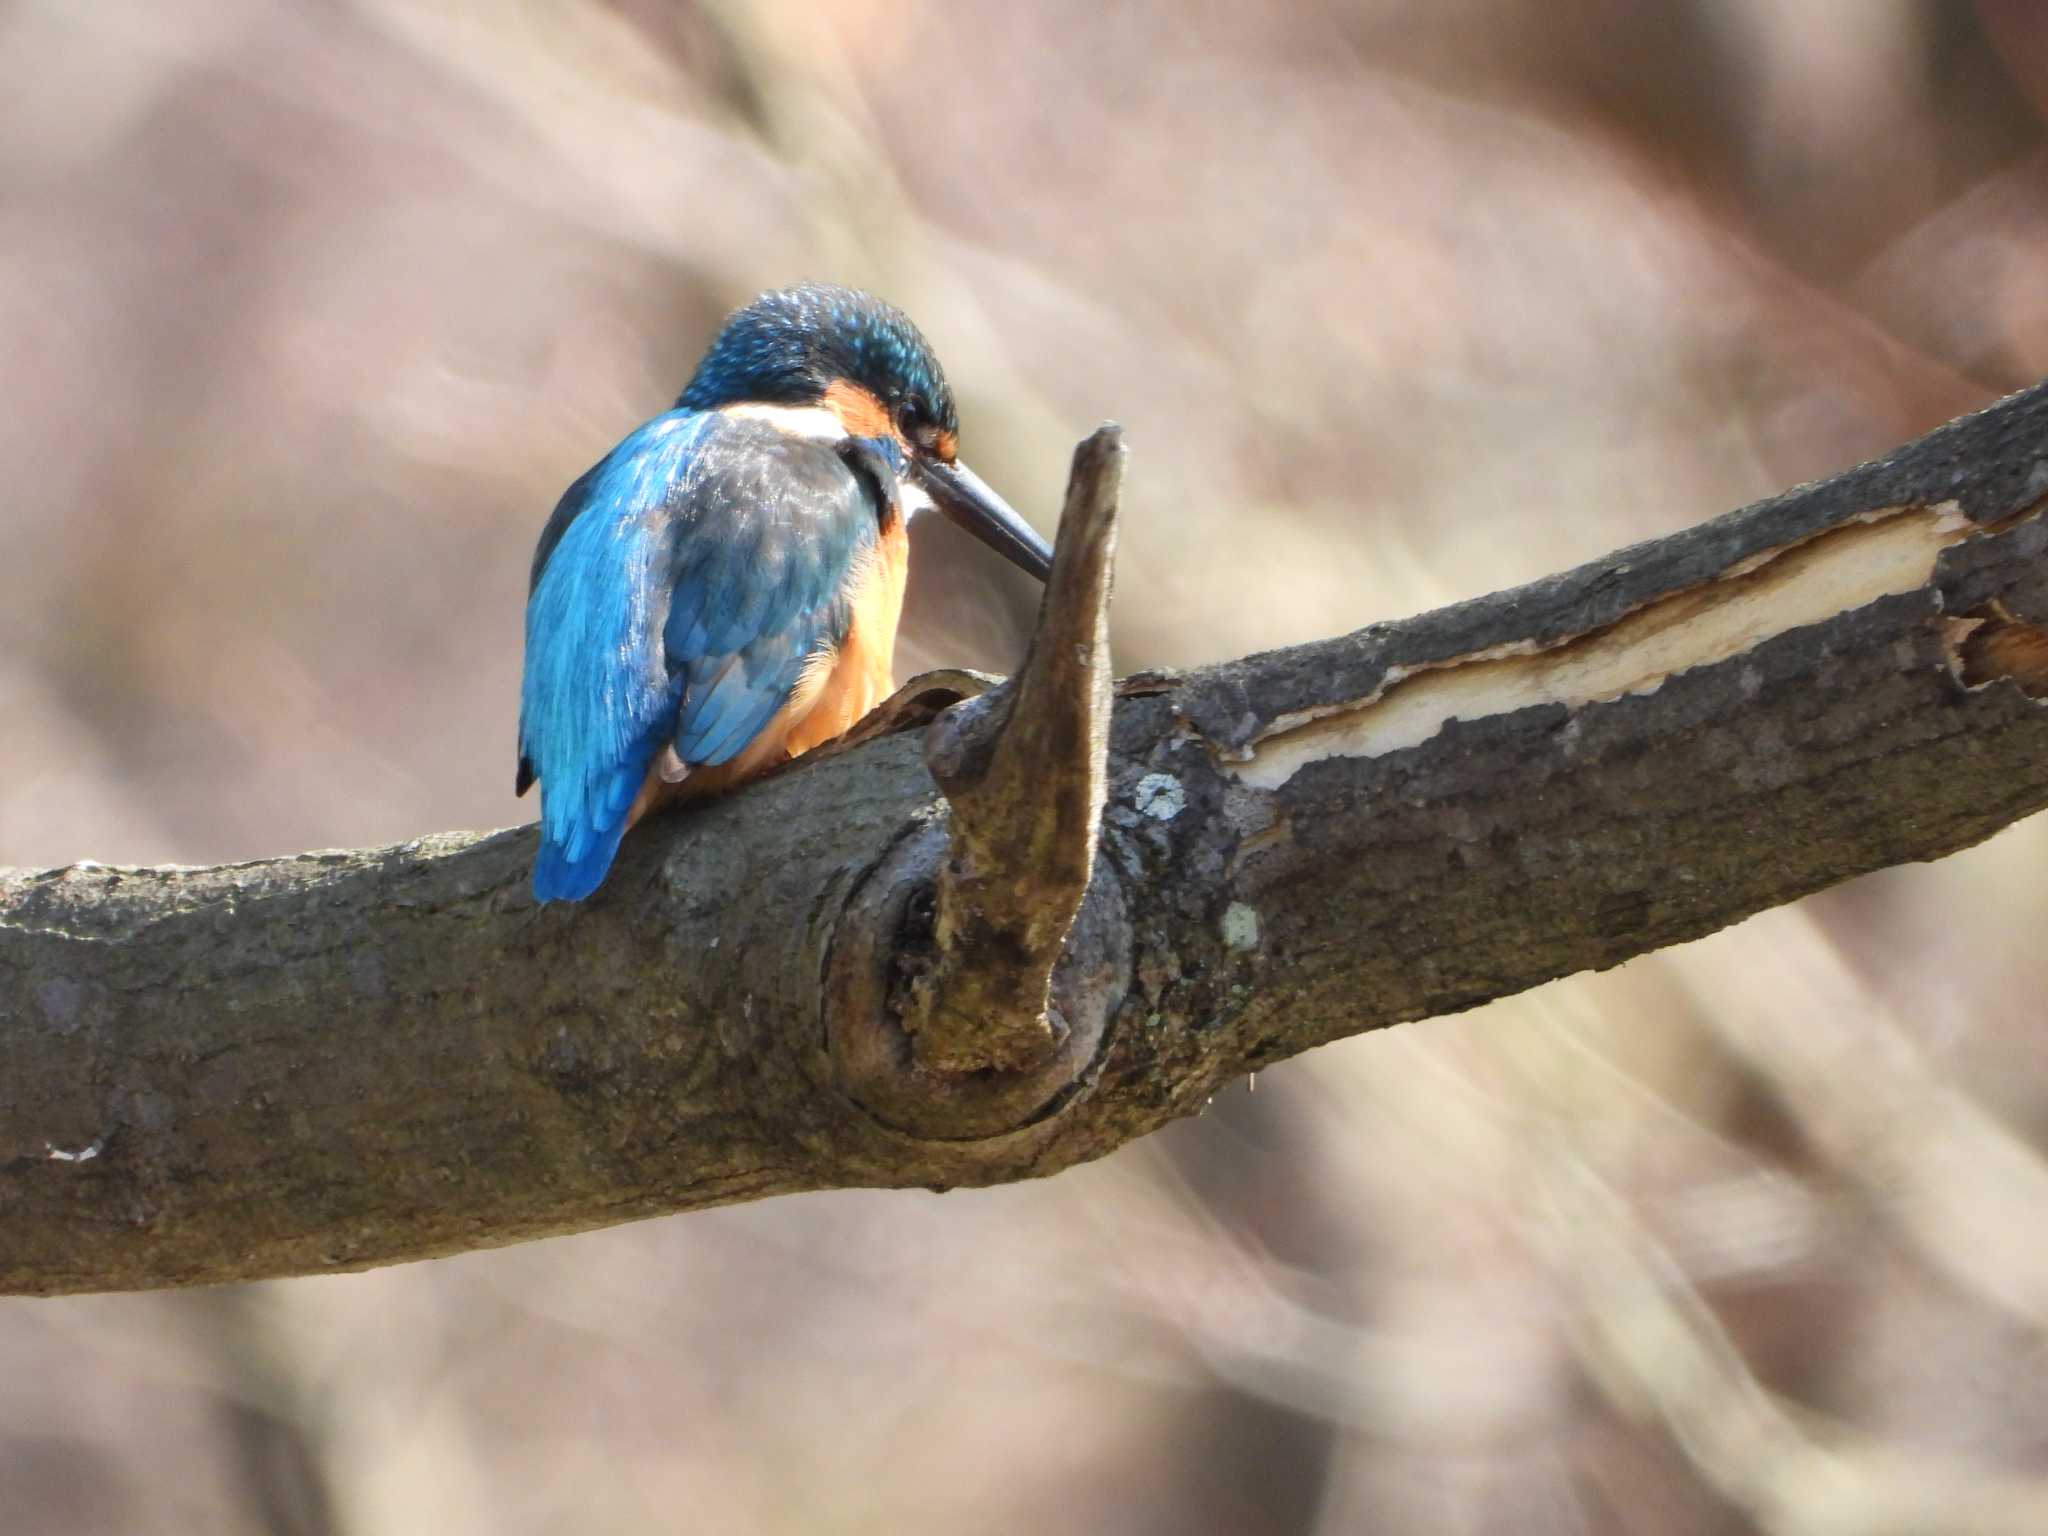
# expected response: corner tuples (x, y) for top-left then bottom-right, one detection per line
(892, 396), (923, 439)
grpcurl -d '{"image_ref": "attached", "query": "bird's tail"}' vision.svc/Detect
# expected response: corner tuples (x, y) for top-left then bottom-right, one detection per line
(532, 818), (632, 903)
(531, 749), (655, 903)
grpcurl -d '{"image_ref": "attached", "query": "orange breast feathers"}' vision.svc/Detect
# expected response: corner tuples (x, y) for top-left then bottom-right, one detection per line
(626, 514), (910, 828)
(781, 514), (910, 756)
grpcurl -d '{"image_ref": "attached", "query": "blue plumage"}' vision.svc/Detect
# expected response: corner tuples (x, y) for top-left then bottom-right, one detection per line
(517, 282), (1049, 904)
(519, 407), (880, 901)
(677, 286), (953, 429)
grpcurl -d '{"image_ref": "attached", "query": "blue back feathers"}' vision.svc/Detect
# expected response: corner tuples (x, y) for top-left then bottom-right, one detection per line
(519, 408), (884, 901)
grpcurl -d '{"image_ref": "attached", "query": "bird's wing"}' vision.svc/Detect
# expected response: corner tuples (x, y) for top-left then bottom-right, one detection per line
(518, 410), (879, 900)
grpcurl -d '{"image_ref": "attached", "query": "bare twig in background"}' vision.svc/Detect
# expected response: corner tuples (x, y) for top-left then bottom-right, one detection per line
(1543, 1154), (2048, 1536)
(8, 381), (2048, 1297)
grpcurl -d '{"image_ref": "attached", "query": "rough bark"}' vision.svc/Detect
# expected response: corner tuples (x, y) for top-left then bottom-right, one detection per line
(902, 425), (1122, 1081)
(7, 381), (2048, 1297)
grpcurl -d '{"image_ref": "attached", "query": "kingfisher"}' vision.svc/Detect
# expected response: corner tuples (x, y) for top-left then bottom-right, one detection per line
(516, 283), (1052, 902)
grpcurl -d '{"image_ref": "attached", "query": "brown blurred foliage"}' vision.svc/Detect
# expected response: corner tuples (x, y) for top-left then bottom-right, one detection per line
(7, 2), (2048, 1532)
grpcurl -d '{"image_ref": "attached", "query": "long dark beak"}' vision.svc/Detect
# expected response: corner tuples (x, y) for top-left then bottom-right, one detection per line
(914, 457), (1053, 582)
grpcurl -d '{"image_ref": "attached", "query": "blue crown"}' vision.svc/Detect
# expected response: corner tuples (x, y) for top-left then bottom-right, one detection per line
(677, 283), (956, 433)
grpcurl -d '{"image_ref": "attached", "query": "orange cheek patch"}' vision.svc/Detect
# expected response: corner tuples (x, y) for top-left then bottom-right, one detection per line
(823, 379), (893, 441)
(932, 428), (958, 464)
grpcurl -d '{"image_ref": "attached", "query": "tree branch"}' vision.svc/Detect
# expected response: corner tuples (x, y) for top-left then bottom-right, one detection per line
(906, 424), (1121, 1076)
(8, 382), (2048, 1296)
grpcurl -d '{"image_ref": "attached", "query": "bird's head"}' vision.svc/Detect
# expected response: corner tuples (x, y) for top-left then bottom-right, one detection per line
(678, 283), (1052, 580)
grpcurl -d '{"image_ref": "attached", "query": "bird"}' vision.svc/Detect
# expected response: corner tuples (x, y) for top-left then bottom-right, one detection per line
(516, 283), (1053, 903)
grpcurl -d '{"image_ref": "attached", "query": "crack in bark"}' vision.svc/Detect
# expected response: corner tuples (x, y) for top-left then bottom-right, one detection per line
(1228, 499), (1978, 790)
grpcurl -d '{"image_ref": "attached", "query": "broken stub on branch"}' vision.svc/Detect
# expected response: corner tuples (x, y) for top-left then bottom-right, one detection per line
(825, 426), (1130, 1142)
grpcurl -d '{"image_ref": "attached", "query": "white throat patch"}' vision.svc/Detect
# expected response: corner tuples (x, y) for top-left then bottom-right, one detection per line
(896, 477), (935, 522)
(720, 402), (846, 442)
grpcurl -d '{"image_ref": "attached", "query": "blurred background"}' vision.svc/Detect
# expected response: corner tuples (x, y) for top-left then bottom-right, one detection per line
(6, 1), (2048, 1530)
